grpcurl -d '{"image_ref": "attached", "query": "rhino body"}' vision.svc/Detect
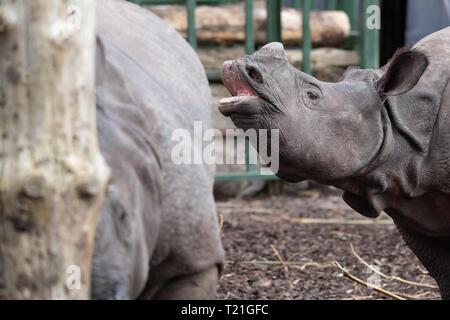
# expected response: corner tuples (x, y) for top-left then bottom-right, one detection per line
(91, 0), (224, 299)
(219, 27), (450, 298)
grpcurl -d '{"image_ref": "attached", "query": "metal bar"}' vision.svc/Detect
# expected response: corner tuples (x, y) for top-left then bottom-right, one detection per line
(337, 0), (357, 49)
(129, 1), (185, 4)
(215, 171), (279, 182)
(325, 0), (334, 10)
(245, 0), (254, 54)
(341, 0), (356, 29)
(292, 0), (301, 10)
(244, 0), (255, 172)
(266, 0), (282, 43)
(187, 0), (197, 50)
(302, 0), (312, 74)
(205, 70), (222, 81)
(134, 0), (239, 4)
(360, 0), (380, 69)
(245, 139), (257, 172)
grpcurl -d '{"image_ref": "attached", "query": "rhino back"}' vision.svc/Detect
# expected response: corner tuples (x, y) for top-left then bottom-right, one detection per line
(92, 0), (223, 299)
(96, 0), (211, 137)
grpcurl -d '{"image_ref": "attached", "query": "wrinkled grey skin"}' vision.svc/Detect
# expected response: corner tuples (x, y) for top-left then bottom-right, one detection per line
(219, 27), (450, 298)
(91, 0), (224, 299)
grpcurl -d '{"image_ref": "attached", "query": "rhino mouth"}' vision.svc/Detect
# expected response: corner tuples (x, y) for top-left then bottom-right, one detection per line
(219, 60), (262, 110)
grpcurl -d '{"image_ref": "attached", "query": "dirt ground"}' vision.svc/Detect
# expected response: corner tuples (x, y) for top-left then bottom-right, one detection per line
(215, 184), (440, 300)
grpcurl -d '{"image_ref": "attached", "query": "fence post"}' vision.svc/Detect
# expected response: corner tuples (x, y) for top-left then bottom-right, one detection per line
(266, 0), (281, 43)
(245, 0), (256, 172)
(187, 0), (197, 49)
(336, 0), (357, 48)
(325, 0), (334, 10)
(245, 0), (254, 54)
(302, 0), (312, 74)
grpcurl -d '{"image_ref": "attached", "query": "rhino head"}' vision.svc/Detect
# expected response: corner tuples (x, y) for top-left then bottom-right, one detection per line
(219, 42), (428, 185)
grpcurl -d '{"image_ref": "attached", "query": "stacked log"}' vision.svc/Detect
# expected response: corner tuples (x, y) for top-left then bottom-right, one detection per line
(198, 47), (358, 71)
(147, 1), (351, 47)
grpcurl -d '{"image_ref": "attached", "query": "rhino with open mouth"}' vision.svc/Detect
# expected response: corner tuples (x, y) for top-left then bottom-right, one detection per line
(219, 27), (450, 299)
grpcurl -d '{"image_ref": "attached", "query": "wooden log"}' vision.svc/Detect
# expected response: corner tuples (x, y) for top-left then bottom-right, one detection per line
(147, 1), (350, 47)
(0, 0), (110, 299)
(198, 47), (359, 71)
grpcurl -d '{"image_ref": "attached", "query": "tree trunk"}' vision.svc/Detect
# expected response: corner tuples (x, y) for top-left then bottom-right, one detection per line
(0, 0), (110, 299)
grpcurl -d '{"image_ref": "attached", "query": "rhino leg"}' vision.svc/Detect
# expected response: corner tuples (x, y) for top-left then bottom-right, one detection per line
(142, 266), (220, 300)
(395, 222), (450, 299)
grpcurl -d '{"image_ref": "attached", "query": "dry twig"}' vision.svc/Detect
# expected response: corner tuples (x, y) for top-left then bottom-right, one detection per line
(392, 291), (439, 300)
(218, 207), (274, 215)
(219, 214), (224, 232)
(350, 243), (438, 289)
(270, 246), (332, 271)
(249, 214), (283, 223)
(247, 214), (394, 225)
(341, 295), (374, 300)
(271, 245), (287, 267)
(416, 265), (429, 275)
(333, 261), (406, 300)
(238, 260), (331, 271)
(282, 216), (393, 225)
(239, 260), (307, 266)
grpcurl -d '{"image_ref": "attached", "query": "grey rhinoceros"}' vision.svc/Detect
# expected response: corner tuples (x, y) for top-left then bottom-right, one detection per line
(219, 27), (450, 299)
(91, 0), (224, 299)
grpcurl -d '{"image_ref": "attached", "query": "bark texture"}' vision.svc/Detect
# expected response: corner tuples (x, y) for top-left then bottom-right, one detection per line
(0, 0), (109, 299)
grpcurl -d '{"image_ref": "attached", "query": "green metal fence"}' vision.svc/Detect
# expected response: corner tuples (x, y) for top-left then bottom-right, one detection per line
(129, 0), (380, 182)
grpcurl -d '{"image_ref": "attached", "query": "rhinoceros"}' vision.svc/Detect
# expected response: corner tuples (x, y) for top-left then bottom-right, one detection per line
(91, 0), (224, 299)
(219, 27), (450, 299)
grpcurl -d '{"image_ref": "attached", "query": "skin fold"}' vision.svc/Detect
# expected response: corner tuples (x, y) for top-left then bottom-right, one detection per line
(219, 27), (450, 299)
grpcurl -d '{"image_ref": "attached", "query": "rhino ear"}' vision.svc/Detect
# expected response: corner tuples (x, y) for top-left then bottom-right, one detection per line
(376, 47), (429, 97)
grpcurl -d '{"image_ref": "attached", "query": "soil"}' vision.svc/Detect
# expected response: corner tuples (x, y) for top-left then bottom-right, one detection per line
(215, 184), (440, 300)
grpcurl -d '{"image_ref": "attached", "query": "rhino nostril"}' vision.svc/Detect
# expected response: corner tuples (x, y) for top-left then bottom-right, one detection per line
(246, 65), (263, 83)
(223, 60), (233, 70)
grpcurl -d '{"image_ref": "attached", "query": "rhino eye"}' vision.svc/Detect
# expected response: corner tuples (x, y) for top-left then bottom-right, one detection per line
(307, 91), (320, 100)
(302, 82), (323, 109)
